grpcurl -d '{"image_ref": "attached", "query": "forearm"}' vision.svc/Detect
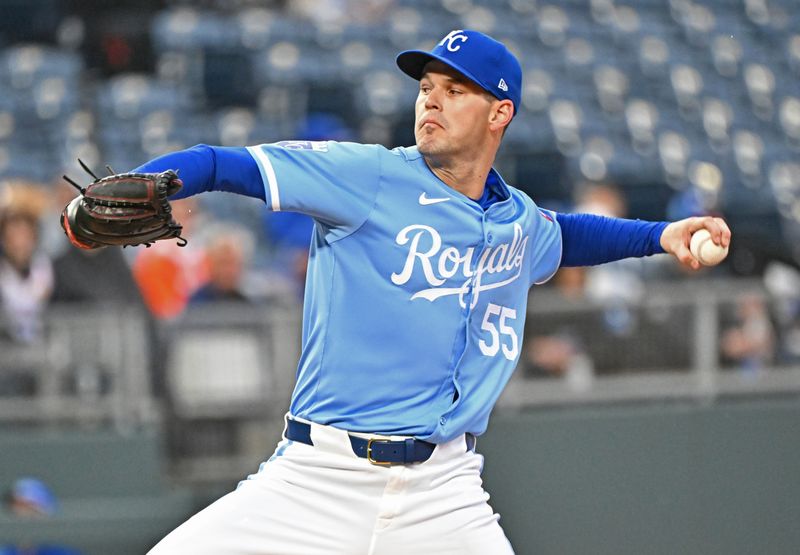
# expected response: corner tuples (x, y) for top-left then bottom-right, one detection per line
(133, 144), (265, 201)
(557, 212), (668, 267)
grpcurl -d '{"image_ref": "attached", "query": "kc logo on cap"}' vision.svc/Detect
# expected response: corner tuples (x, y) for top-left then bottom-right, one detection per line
(396, 29), (522, 116)
(439, 30), (469, 52)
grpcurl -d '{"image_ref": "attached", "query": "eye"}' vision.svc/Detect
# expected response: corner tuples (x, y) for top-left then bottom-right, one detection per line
(448, 88), (463, 96)
(420, 84), (432, 94)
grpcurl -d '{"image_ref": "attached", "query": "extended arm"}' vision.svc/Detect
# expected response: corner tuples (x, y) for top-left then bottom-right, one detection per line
(557, 213), (731, 270)
(133, 144), (265, 201)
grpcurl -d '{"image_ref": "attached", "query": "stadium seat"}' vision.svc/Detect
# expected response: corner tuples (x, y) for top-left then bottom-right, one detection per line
(151, 7), (239, 52)
(778, 96), (800, 148)
(743, 62), (777, 120)
(625, 98), (660, 154)
(537, 5), (570, 48)
(214, 107), (255, 147)
(670, 63), (704, 119)
(787, 34), (800, 75)
(97, 74), (188, 121)
(521, 67), (556, 113)
(710, 34), (744, 78)
(638, 35), (671, 78)
(0, 44), (82, 90)
(548, 99), (583, 156)
(594, 64), (630, 115)
(701, 97), (734, 150)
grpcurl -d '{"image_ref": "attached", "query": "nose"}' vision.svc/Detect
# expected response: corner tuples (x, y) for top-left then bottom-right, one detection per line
(423, 86), (443, 111)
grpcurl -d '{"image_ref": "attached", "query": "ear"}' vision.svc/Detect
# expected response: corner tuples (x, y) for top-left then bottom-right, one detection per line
(489, 99), (514, 133)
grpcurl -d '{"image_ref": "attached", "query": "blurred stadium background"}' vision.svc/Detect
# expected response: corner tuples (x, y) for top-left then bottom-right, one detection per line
(0, 0), (799, 553)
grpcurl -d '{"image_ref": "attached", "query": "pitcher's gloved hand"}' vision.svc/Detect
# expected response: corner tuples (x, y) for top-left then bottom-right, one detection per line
(60, 161), (187, 249)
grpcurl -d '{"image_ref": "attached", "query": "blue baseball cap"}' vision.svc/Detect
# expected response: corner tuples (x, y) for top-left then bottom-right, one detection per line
(10, 477), (58, 515)
(396, 30), (522, 116)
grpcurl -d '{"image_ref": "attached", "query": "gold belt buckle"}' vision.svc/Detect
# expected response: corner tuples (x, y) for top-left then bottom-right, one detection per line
(366, 438), (393, 466)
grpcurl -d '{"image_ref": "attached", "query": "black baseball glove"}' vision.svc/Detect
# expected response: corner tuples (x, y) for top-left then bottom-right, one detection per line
(60, 161), (187, 249)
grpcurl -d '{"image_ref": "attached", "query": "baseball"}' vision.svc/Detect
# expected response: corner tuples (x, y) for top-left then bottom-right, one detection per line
(690, 229), (728, 266)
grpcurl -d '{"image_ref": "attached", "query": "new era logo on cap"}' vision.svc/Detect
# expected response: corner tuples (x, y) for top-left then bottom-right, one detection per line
(396, 30), (522, 116)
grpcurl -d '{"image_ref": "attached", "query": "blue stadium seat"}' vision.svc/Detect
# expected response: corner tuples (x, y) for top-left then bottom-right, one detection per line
(536, 5), (571, 49)
(638, 34), (671, 79)
(777, 95), (800, 149)
(212, 108), (284, 147)
(251, 40), (340, 86)
(151, 8), (239, 52)
(0, 44), (82, 89)
(767, 157), (800, 220)
(593, 64), (631, 116)
(233, 9), (315, 51)
(96, 74), (189, 120)
(352, 69), (414, 120)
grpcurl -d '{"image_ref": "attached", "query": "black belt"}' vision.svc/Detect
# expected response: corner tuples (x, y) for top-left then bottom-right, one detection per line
(284, 418), (475, 465)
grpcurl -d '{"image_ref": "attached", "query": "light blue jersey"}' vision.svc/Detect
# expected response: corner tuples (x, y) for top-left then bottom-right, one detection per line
(246, 140), (562, 443)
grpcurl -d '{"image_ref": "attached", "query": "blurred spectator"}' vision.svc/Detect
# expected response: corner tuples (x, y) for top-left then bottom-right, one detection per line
(44, 174), (149, 308)
(50, 221), (160, 395)
(1, 477), (84, 555)
(51, 246), (145, 305)
(521, 182), (700, 379)
(39, 177), (88, 260)
(522, 183), (644, 379)
(132, 198), (209, 320)
(0, 182), (54, 394)
(0, 208), (53, 345)
(720, 294), (776, 376)
(576, 183), (646, 320)
(4, 477), (57, 518)
(763, 262), (800, 365)
(188, 225), (254, 305)
(521, 267), (593, 387)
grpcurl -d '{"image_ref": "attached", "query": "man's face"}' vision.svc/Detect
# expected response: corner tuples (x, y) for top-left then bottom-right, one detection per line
(1, 215), (38, 270)
(414, 61), (495, 158)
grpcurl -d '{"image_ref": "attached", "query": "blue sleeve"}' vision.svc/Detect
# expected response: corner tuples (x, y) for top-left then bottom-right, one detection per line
(133, 144), (265, 201)
(556, 213), (669, 267)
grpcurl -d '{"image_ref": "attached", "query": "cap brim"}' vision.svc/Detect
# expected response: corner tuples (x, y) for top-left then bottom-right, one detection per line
(396, 50), (490, 99)
(396, 50), (437, 80)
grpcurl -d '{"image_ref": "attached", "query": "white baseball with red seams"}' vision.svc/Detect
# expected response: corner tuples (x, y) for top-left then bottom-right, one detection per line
(690, 228), (729, 266)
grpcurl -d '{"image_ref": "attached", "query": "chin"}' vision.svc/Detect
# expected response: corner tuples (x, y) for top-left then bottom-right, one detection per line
(416, 137), (445, 157)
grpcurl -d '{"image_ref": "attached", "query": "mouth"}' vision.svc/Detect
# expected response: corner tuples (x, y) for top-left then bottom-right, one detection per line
(419, 117), (444, 130)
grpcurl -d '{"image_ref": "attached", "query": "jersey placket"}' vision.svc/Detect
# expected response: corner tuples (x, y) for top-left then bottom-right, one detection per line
(436, 206), (490, 435)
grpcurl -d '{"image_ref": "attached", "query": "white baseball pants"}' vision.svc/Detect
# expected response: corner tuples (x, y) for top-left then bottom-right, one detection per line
(148, 416), (514, 555)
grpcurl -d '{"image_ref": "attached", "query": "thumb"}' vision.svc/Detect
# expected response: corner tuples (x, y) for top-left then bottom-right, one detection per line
(674, 241), (701, 270)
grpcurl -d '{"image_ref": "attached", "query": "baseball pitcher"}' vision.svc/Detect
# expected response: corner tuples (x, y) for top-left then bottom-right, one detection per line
(61, 30), (731, 554)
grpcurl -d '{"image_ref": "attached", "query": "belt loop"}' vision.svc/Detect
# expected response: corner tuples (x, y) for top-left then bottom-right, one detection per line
(281, 413), (289, 440)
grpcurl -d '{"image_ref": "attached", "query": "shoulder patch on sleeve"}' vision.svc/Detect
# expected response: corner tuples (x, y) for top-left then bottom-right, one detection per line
(538, 208), (554, 223)
(274, 140), (329, 152)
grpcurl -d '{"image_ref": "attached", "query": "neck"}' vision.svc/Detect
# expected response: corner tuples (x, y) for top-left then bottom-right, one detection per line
(423, 150), (496, 200)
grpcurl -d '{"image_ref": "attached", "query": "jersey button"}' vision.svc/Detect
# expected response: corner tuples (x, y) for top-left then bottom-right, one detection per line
(487, 233), (494, 244)
(439, 416), (447, 425)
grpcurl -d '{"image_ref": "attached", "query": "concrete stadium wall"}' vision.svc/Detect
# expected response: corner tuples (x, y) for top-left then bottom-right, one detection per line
(480, 395), (800, 555)
(0, 428), (194, 555)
